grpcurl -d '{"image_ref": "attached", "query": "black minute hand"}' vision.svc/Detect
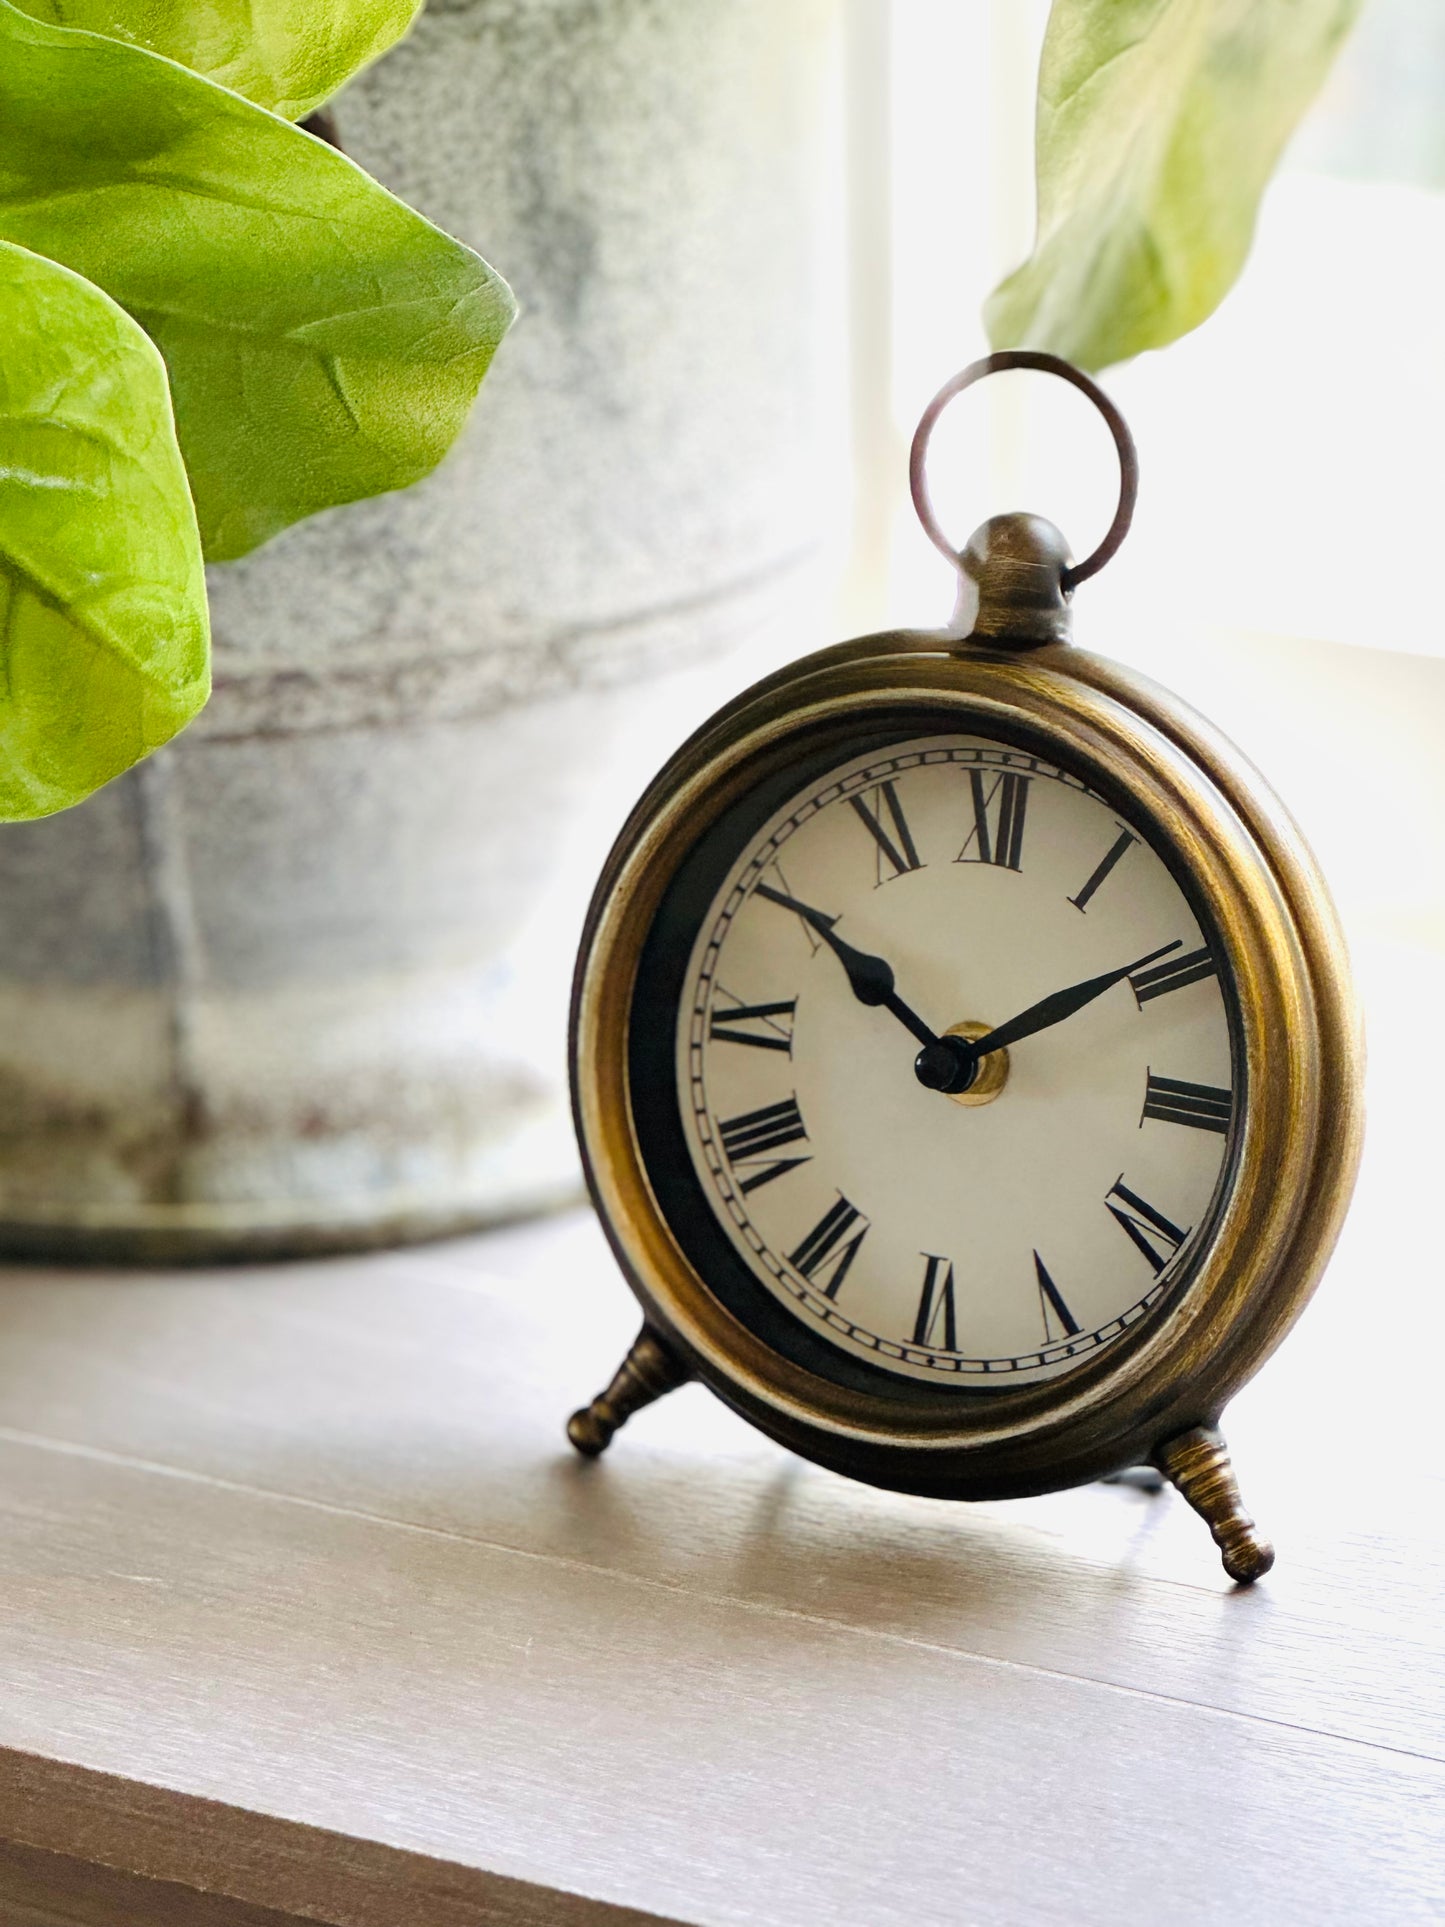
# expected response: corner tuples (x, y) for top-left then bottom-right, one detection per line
(753, 882), (939, 1049)
(968, 940), (1183, 1058)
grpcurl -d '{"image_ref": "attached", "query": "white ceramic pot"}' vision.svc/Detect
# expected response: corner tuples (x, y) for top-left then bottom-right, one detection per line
(0, 0), (844, 1258)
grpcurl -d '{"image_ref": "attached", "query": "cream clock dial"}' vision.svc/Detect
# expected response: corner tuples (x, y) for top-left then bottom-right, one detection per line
(677, 734), (1238, 1388)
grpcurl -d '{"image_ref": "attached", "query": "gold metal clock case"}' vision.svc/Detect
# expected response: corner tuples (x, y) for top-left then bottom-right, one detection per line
(565, 356), (1363, 1587)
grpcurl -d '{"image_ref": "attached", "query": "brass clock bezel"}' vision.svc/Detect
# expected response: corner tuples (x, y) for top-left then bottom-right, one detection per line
(570, 631), (1363, 1502)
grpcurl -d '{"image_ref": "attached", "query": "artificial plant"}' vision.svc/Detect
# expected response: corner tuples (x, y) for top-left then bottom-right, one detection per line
(0, 0), (513, 820)
(0, 0), (1363, 823)
(987, 0), (1363, 368)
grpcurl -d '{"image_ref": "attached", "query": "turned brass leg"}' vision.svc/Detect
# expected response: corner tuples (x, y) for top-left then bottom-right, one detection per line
(567, 1325), (692, 1457)
(1154, 1424), (1275, 1585)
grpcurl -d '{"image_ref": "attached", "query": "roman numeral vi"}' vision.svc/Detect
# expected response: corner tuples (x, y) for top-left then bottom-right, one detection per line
(1034, 1250), (1081, 1340)
(912, 1253), (958, 1350)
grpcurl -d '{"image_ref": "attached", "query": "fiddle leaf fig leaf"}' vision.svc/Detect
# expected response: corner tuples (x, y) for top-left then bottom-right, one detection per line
(0, 0), (517, 560)
(985, 0), (1362, 370)
(12, 0), (423, 120)
(0, 241), (209, 822)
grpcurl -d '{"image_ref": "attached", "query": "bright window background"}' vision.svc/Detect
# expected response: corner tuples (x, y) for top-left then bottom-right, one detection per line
(844, 0), (1445, 957)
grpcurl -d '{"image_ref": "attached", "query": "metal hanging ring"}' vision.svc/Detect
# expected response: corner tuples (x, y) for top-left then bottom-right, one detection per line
(909, 350), (1138, 592)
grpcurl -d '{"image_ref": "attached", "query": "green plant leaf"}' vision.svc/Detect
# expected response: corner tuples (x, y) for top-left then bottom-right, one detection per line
(12, 0), (423, 120)
(0, 241), (209, 822)
(985, 0), (1362, 370)
(0, 0), (517, 561)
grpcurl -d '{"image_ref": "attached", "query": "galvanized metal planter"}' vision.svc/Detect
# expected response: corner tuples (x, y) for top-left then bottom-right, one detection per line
(0, 0), (842, 1259)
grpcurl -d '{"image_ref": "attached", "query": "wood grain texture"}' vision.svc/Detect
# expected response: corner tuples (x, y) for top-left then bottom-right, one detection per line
(0, 936), (1440, 1925)
(0, 1839), (310, 1927)
(0, 1756), (672, 1927)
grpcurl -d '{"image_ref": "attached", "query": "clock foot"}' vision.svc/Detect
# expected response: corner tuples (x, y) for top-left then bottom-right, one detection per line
(567, 1325), (692, 1458)
(1154, 1424), (1275, 1585)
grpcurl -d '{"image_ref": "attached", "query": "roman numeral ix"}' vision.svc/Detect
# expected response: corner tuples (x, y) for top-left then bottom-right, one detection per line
(912, 1253), (958, 1350)
(957, 770), (1030, 871)
(1106, 1178), (1189, 1273)
(1141, 1073), (1233, 1135)
(1128, 945), (1217, 1005)
(708, 988), (798, 1055)
(788, 1194), (869, 1300)
(717, 1096), (811, 1195)
(849, 779), (923, 883)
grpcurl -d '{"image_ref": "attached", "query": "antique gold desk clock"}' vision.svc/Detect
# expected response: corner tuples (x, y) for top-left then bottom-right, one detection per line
(565, 352), (1362, 1585)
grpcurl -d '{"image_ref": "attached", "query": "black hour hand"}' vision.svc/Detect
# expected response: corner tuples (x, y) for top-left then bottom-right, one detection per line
(753, 883), (938, 1049)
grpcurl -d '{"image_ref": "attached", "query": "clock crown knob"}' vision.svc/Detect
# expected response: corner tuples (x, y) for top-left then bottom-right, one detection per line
(909, 353), (1138, 648)
(952, 512), (1075, 650)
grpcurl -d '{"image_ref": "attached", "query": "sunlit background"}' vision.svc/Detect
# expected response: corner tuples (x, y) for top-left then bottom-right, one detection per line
(508, 0), (1444, 1184)
(848, 0), (1444, 962)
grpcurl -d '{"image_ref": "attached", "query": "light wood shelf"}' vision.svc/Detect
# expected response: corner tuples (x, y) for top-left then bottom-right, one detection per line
(1, 941), (1440, 1924)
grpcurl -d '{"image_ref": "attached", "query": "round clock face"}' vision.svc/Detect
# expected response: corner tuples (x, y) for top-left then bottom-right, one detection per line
(669, 732), (1239, 1389)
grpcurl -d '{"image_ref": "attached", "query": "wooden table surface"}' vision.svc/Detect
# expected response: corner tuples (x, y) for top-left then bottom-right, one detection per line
(1, 939), (1442, 1926)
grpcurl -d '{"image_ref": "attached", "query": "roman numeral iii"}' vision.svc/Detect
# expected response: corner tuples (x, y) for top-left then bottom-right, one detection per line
(1128, 945), (1217, 1005)
(717, 1097), (811, 1195)
(913, 1253), (958, 1350)
(850, 780), (923, 882)
(708, 990), (797, 1054)
(788, 1195), (869, 1299)
(1141, 1073), (1233, 1135)
(956, 769), (1030, 870)
(1105, 1178), (1189, 1273)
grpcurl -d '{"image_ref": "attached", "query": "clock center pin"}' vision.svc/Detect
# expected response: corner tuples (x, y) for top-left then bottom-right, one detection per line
(912, 1022), (1009, 1103)
(943, 1020), (1009, 1106)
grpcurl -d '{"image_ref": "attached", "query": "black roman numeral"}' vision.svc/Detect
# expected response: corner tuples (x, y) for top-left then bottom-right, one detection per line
(956, 770), (1030, 870)
(1067, 826), (1137, 912)
(1034, 1250), (1080, 1340)
(788, 1194), (869, 1299)
(850, 780), (923, 883)
(1141, 1073), (1233, 1135)
(717, 1096), (811, 1194)
(912, 1253), (958, 1350)
(1129, 945), (1217, 1005)
(1106, 1178), (1189, 1273)
(708, 988), (797, 1055)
